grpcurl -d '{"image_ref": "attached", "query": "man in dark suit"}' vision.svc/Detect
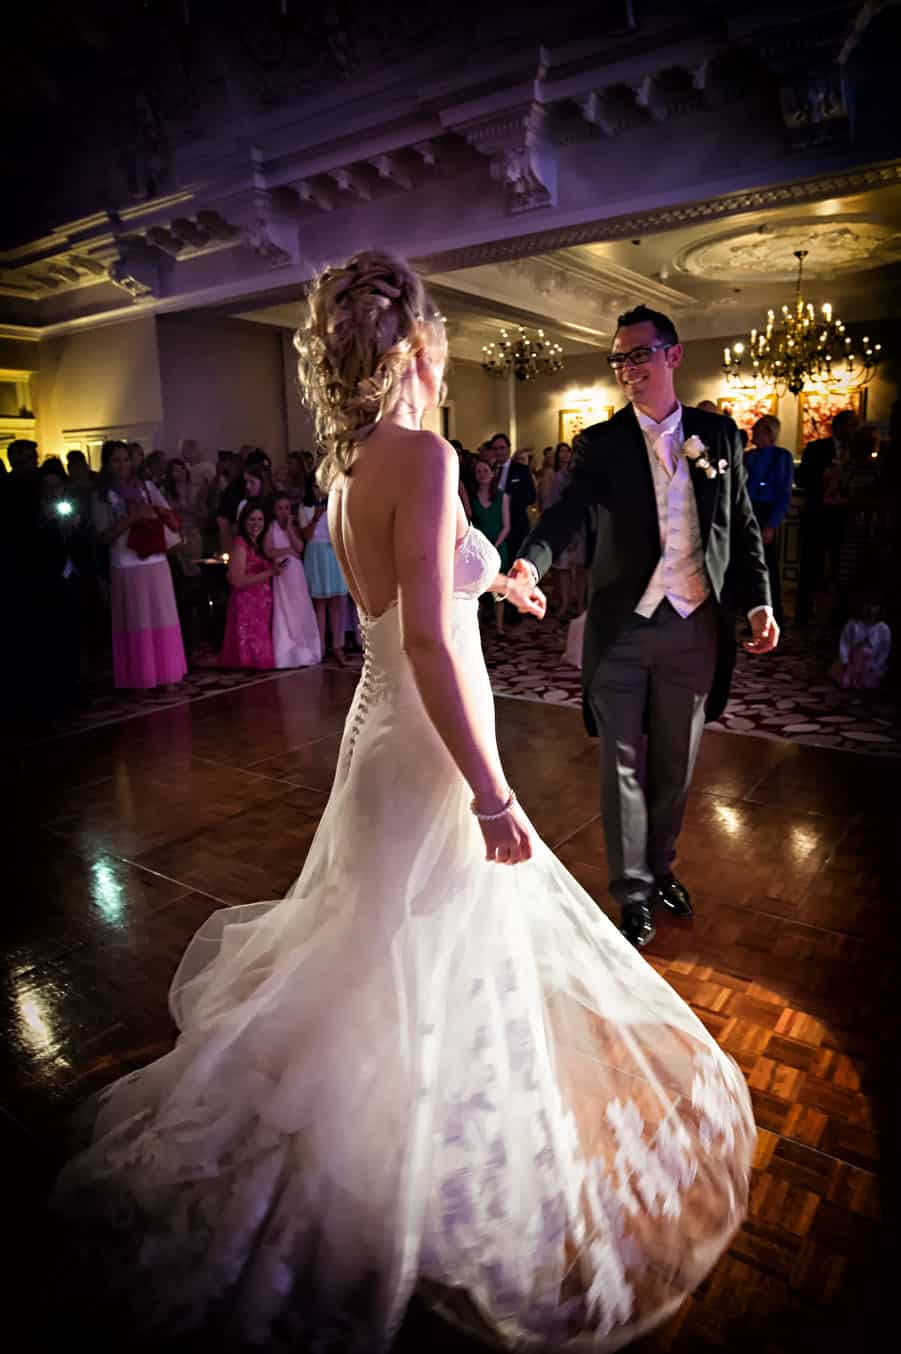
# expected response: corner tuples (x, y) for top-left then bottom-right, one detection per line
(509, 305), (777, 948)
(795, 408), (859, 625)
(485, 431), (536, 627)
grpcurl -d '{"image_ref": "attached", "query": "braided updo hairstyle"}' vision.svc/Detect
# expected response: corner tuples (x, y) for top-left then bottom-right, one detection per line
(294, 251), (445, 490)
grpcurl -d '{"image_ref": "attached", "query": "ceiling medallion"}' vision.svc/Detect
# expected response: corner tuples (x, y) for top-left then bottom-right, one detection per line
(481, 326), (564, 381)
(722, 249), (882, 397)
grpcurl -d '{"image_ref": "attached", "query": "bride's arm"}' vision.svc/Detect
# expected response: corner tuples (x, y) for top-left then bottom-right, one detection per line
(395, 433), (509, 813)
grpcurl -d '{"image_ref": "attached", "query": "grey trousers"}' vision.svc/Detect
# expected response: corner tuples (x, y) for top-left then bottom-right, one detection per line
(587, 598), (717, 906)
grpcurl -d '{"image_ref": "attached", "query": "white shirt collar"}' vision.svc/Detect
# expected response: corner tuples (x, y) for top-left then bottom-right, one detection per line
(635, 402), (683, 439)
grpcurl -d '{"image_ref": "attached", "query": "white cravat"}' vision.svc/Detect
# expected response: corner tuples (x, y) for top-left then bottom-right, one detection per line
(636, 404), (683, 474)
(656, 428), (677, 478)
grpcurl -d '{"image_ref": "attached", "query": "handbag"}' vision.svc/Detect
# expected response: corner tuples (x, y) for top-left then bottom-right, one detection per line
(127, 483), (183, 558)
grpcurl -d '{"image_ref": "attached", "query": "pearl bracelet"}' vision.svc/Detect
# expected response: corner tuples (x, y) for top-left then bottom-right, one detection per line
(471, 788), (517, 821)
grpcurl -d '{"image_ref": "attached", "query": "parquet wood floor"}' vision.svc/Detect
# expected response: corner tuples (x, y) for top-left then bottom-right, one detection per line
(2, 665), (895, 1352)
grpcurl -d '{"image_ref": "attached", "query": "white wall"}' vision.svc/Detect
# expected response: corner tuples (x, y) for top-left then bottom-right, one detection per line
(156, 313), (289, 462)
(35, 316), (163, 456)
(443, 357), (511, 450)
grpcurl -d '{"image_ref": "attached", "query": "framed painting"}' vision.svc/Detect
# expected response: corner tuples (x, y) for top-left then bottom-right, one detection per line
(716, 392), (778, 434)
(558, 406), (613, 444)
(796, 388), (866, 452)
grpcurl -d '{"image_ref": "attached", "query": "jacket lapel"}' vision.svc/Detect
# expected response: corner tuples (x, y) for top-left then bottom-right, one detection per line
(681, 405), (718, 549)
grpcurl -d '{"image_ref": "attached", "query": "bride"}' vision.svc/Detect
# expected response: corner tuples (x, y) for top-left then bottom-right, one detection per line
(49, 253), (755, 1351)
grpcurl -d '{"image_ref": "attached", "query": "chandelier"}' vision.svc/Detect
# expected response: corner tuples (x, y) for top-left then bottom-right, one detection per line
(481, 326), (564, 381)
(722, 250), (882, 397)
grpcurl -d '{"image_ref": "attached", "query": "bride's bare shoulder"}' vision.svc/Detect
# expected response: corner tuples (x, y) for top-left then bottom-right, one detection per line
(396, 429), (457, 477)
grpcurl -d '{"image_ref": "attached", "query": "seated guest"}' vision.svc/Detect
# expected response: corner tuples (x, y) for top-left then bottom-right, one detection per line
(220, 501), (282, 669)
(745, 415), (794, 626)
(832, 597), (891, 689)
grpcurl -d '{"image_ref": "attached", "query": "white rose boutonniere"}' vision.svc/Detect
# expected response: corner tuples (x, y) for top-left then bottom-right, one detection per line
(682, 435), (722, 479)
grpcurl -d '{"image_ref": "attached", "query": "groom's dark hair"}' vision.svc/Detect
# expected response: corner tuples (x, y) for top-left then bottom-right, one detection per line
(616, 304), (679, 348)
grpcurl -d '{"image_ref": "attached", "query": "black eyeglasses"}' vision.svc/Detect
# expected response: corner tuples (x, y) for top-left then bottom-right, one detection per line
(606, 342), (673, 371)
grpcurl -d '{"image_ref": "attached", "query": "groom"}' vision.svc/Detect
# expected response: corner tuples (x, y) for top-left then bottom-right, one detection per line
(508, 305), (778, 948)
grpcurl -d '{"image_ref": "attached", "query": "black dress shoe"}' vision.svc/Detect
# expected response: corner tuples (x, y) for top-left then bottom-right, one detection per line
(654, 874), (693, 918)
(619, 902), (656, 950)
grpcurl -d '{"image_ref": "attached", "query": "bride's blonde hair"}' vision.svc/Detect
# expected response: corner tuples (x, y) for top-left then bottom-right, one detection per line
(294, 250), (445, 491)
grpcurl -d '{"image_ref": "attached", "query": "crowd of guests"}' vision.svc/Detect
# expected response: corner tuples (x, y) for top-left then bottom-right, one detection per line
(454, 431), (591, 637)
(708, 403), (896, 689)
(2, 400), (896, 721)
(0, 438), (356, 718)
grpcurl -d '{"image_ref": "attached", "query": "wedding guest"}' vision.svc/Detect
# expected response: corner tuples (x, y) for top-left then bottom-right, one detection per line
(796, 408), (860, 624)
(264, 493), (321, 667)
(6, 437), (38, 480)
(215, 452), (244, 550)
(825, 424), (882, 618)
(745, 415), (794, 626)
(220, 501), (281, 669)
(33, 459), (83, 706)
(164, 458), (206, 655)
(469, 460), (510, 638)
(66, 449), (95, 486)
(92, 440), (186, 690)
(300, 485), (348, 665)
(697, 400), (718, 415)
(485, 430), (536, 628)
(279, 452), (308, 514)
(832, 598), (891, 689)
(236, 455), (276, 521)
(544, 442), (587, 619)
(144, 450), (168, 489)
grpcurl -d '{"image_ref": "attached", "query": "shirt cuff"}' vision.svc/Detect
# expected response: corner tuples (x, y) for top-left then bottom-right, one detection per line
(748, 605), (773, 622)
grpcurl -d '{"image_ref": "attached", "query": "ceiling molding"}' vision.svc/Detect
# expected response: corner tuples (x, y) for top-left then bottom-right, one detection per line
(415, 158), (901, 273)
(537, 249), (696, 307)
(0, 323), (40, 342)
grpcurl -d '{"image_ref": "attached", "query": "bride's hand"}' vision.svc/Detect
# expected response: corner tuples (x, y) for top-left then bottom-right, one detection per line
(478, 801), (533, 865)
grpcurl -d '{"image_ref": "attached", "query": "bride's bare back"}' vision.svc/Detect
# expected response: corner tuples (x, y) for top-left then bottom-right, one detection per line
(329, 424), (468, 622)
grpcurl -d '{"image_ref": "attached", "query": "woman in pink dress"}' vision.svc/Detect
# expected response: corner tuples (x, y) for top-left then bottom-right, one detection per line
(92, 440), (187, 690)
(219, 501), (282, 669)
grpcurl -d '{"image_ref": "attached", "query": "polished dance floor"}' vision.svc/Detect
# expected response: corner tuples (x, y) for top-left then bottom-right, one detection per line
(2, 662), (893, 1352)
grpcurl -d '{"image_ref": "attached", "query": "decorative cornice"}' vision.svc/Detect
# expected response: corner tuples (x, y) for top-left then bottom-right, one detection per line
(415, 160), (901, 273)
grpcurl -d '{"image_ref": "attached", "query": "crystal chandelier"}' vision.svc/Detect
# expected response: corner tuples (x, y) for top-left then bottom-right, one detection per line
(723, 250), (882, 397)
(481, 326), (564, 381)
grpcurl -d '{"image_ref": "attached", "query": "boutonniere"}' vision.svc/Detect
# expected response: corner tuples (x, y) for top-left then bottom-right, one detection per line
(682, 435), (725, 480)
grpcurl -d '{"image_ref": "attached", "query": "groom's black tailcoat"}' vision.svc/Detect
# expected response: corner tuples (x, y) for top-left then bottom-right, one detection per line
(518, 404), (771, 733)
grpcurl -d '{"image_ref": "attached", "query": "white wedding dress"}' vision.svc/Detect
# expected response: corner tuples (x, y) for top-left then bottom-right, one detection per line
(50, 526), (755, 1351)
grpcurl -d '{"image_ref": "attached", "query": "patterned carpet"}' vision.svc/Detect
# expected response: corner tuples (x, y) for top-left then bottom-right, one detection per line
(17, 621), (901, 757)
(478, 613), (901, 758)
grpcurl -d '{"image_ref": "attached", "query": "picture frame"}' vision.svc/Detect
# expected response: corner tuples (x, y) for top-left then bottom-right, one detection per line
(796, 389), (866, 452)
(716, 392), (778, 434)
(558, 406), (614, 445)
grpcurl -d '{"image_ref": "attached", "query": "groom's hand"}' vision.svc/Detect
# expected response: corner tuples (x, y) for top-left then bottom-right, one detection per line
(743, 608), (779, 654)
(505, 560), (547, 618)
